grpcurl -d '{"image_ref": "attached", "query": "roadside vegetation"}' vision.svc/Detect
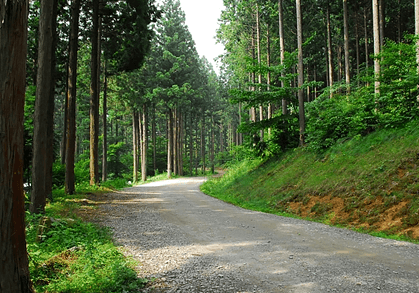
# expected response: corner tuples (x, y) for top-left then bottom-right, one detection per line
(25, 179), (147, 293)
(202, 119), (419, 243)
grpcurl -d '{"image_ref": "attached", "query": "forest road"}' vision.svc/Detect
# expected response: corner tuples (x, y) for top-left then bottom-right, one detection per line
(101, 177), (419, 293)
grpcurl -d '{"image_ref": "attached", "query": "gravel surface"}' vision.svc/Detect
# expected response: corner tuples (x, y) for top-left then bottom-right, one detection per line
(99, 177), (419, 293)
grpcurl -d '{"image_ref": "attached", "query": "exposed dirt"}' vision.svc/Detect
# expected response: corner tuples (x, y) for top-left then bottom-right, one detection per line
(288, 193), (419, 239)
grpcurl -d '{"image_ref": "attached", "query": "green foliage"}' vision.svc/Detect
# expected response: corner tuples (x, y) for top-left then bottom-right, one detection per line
(27, 176), (145, 292)
(202, 120), (419, 242)
(306, 38), (419, 152)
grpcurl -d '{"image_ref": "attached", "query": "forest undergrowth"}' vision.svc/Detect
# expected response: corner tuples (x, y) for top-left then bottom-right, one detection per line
(26, 179), (148, 293)
(201, 119), (419, 243)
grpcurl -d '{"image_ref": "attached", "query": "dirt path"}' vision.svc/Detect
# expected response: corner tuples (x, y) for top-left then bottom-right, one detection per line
(98, 177), (419, 292)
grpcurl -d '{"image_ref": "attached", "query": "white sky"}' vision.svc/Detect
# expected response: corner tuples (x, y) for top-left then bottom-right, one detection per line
(156, 0), (225, 73)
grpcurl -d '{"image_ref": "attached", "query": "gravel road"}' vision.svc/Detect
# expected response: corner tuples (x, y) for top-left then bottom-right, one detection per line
(99, 177), (419, 293)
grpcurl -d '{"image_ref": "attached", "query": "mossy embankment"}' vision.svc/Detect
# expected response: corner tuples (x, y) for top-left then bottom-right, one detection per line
(201, 120), (419, 242)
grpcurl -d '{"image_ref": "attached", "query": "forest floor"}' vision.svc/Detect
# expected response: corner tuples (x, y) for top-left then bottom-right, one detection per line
(76, 177), (419, 293)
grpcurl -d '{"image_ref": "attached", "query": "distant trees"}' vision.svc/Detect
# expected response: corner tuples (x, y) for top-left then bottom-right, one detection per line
(0, 0), (33, 291)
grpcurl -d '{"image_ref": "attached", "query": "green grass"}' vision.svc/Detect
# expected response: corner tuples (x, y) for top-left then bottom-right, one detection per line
(201, 119), (419, 243)
(26, 178), (147, 293)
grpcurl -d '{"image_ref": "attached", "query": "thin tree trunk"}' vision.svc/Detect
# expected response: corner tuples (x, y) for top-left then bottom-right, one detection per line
(296, 0), (305, 146)
(31, 0), (58, 213)
(65, 0), (81, 195)
(379, 0), (384, 49)
(133, 110), (139, 182)
(167, 109), (172, 178)
(211, 115), (215, 174)
(0, 0), (33, 290)
(201, 109), (206, 174)
(278, 0), (287, 114)
(152, 103), (157, 173)
(364, 8), (369, 71)
(267, 24), (273, 137)
(256, 4), (263, 140)
(355, 9), (360, 86)
(61, 62), (69, 165)
(343, 0), (350, 91)
(141, 104), (148, 181)
(373, 0), (381, 96)
(90, 0), (100, 185)
(102, 64), (107, 182)
(327, 1), (334, 97)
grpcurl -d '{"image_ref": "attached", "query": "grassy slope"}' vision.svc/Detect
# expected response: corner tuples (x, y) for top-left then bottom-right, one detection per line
(201, 120), (419, 242)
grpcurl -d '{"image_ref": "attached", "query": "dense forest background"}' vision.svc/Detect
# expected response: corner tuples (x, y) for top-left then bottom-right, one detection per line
(3, 0), (419, 291)
(20, 0), (419, 217)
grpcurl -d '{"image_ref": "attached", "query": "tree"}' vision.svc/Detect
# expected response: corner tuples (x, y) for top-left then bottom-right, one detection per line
(343, 0), (350, 90)
(90, 0), (100, 186)
(30, 0), (58, 214)
(296, 0), (305, 146)
(373, 0), (381, 96)
(65, 0), (81, 195)
(0, 0), (34, 291)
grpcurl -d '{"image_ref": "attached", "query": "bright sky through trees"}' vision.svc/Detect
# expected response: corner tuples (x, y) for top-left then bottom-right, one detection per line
(156, 0), (225, 73)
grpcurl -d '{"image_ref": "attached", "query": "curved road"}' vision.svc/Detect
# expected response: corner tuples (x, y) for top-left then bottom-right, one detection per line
(102, 177), (419, 293)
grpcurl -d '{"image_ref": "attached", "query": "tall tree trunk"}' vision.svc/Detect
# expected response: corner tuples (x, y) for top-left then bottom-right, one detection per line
(201, 109), (206, 174)
(167, 109), (172, 178)
(90, 0), (100, 185)
(141, 104), (148, 181)
(61, 62), (69, 165)
(373, 0), (381, 96)
(355, 9), (360, 86)
(279, 0), (287, 114)
(267, 24), (273, 137)
(65, 0), (81, 195)
(327, 1), (334, 97)
(31, 0), (58, 213)
(133, 110), (139, 182)
(102, 65), (107, 182)
(296, 0), (305, 146)
(256, 3), (263, 140)
(364, 7), (369, 71)
(0, 0), (33, 291)
(173, 108), (178, 175)
(379, 0), (384, 49)
(343, 0), (351, 91)
(152, 103), (157, 173)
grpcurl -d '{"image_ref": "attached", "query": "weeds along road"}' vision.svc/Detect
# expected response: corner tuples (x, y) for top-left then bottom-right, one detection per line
(102, 177), (419, 293)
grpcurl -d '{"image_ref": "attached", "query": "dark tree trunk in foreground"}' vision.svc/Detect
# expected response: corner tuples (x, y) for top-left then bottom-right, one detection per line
(65, 0), (81, 195)
(0, 0), (34, 291)
(102, 66), (108, 181)
(31, 0), (58, 214)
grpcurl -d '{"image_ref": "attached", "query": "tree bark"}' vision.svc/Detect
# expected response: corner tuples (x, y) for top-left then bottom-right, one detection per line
(167, 109), (172, 178)
(31, 0), (58, 213)
(373, 0), (381, 96)
(133, 110), (139, 182)
(296, 0), (305, 146)
(364, 8), (369, 71)
(65, 0), (81, 195)
(152, 103), (157, 173)
(102, 64), (107, 182)
(90, 0), (100, 185)
(0, 0), (34, 291)
(343, 0), (351, 91)
(326, 1), (334, 97)
(256, 3), (263, 140)
(279, 0), (287, 114)
(141, 104), (148, 182)
(267, 24), (272, 137)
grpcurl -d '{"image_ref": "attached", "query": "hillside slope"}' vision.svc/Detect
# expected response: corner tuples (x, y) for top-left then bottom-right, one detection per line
(201, 120), (419, 241)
